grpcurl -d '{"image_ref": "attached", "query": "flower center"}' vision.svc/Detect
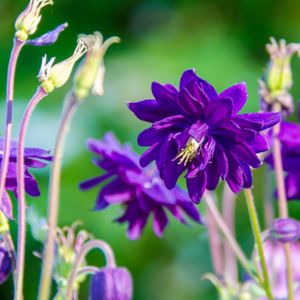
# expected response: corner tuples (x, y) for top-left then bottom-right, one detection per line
(175, 138), (202, 166)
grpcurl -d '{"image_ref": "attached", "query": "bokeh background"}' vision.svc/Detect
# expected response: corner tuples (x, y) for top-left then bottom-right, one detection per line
(1, 0), (300, 299)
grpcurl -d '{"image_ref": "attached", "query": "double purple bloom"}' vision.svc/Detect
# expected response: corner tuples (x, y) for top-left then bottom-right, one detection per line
(0, 139), (52, 218)
(80, 133), (201, 240)
(129, 69), (280, 203)
(265, 121), (300, 200)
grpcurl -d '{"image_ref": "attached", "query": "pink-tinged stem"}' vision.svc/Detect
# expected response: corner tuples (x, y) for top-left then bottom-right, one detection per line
(66, 239), (116, 300)
(204, 192), (252, 277)
(0, 38), (24, 210)
(222, 184), (237, 282)
(16, 87), (47, 300)
(206, 200), (223, 275)
(272, 119), (293, 300)
(38, 93), (80, 300)
(264, 170), (274, 229)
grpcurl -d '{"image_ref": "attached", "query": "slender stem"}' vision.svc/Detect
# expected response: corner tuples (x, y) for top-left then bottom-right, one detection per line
(244, 188), (274, 300)
(15, 87), (47, 300)
(0, 38), (24, 209)
(264, 169), (274, 228)
(38, 94), (80, 300)
(66, 239), (116, 300)
(272, 115), (293, 300)
(222, 184), (237, 283)
(206, 207), (223, 275)
(204, 192), (252, 276)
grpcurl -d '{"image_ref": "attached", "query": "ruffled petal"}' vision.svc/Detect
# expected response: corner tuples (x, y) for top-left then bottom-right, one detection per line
(152, 207), (168, 237)
(219, 82), (248, 114)
(186, 171), (207, 203)
(206, 98), (233, 125)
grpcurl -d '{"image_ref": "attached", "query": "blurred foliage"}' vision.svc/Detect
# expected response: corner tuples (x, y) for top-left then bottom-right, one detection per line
(1, 0), (300, 299)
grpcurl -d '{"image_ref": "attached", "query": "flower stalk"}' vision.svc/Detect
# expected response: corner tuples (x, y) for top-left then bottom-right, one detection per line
(244, 188), (274, 300)
(38, 93), (80, 300)
(204, 192), (252, 277)
(0, 38), (24, 213)
(272, 103), (294, 300)
(16, 86), (48, 300)
(66, 239), (116, 300)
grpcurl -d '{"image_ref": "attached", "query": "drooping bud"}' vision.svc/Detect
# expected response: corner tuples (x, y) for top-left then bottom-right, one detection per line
(260, 38), (300, 114)
(269, 218), (300, 244)
(27, 23), (68, 47)
(0, 238), (12, 284)
(15, 0), (54, 41)
(38, 37), (88, 93)
(89, 267), (133, 300)
(73, 32), (120, 100)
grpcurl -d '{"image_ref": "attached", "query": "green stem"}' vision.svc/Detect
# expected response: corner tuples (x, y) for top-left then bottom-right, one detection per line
(244, 189), (274, 300)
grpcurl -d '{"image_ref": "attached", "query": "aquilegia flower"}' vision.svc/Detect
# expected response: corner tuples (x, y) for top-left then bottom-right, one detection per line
(0, 138), (52, 218)
(80, 133), (201, 240)
(128, 69), (280, 203)
(89, 267), (133, 300)
(265, 121), (300, 200)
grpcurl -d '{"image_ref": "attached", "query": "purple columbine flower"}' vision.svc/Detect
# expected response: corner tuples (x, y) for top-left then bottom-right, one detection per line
(270, 218), (300, 243)
(80, 133), (201, 240)
(89, 267), (133, 300)
(265, 121), (300, 200)
(128, 69), (280, 203)
(0, 138), (52, 218)
(0, 238), (12, 284)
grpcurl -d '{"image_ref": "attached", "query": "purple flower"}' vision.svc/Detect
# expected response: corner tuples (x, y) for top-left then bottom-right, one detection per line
(26, 23), (68, 47)
(265, 121), (300, 200)
(80, 133), (201, 240)
(0, 238), (12, 284)
(128, 69), (280, 203)
(0, 138), (52, 218)
(89, 267), (133, 300)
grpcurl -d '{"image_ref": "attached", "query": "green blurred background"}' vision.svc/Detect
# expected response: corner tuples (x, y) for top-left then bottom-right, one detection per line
(1, 0), (300, 299)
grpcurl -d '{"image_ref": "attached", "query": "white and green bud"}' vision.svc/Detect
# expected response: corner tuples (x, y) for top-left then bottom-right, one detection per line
(15, 0), (54, 41)
(38, 37), (88, 93)
(265, 38), (300, 92)
(73, 32), (120, 100)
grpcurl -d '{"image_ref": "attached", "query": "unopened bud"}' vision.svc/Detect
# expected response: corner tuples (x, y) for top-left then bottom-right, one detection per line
(89, 267), (133, 300)
(15, 0), (53, 41)
(39, 38), (88, 93)
(270, 218), (300, 243)
(73, 32), (120, 100)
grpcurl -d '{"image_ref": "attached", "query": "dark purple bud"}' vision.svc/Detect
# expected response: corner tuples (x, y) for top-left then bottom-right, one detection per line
(270, 218), (300, 243)
(27, 23), (68, 47)
(0, 239), (12, 284)
(89, 267), (133, 300)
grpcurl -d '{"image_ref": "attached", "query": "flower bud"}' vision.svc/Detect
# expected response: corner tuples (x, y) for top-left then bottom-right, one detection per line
(260, 38), (300, 114)
(73, 32), (120, 100)
(15, 0), (53, 41)
(270, 218), (300, 243)
(89, 267), (133, 300)
(0, 238), (12, 284)
(38, 37), (88, 93)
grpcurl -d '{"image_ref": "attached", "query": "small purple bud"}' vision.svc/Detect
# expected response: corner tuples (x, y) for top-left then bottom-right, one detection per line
(0, 239), (12, 284)
(27, 23), (68, 46)
(89, 267), (133, 300)
(270, 218), (300, 243)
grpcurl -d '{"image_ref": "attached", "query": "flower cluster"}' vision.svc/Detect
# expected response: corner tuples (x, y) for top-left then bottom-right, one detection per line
(80, 133), (201, 239)
(129, 69), (280, 202)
